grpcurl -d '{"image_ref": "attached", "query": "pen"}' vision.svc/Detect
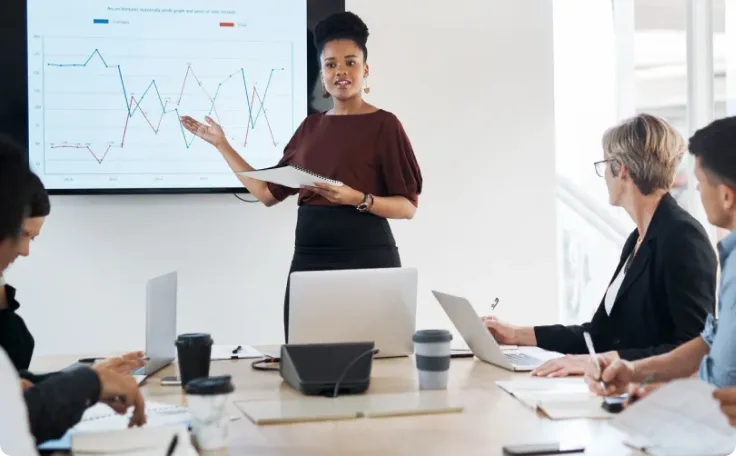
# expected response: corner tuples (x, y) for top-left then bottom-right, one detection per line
(165, 433), (178, 456)
(232, 345), (242, 355)
(490, 297), (500, 312)
(583, 331), (606, 392)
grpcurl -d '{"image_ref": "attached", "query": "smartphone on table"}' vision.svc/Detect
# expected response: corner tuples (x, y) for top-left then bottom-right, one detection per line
(502, 442), (585, 455)
(160, 376), (181, 386)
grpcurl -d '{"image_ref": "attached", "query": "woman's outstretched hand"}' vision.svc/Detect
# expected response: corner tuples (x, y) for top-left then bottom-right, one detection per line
(180, 115), (226, 148)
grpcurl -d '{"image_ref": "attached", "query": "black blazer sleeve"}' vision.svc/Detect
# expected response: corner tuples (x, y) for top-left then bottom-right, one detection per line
(533, 319), (596, 354)
(617, 222), (716, 360)
(24, 367), (101, 443)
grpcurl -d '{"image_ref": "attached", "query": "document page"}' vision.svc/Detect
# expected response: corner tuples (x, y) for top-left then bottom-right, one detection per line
(610, 379), (736, 456)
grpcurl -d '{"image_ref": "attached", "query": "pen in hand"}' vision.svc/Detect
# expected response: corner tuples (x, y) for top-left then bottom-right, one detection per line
(583, 331), (607, 393)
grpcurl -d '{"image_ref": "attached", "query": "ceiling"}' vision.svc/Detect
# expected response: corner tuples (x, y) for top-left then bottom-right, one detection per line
(633, 0), (726, 32)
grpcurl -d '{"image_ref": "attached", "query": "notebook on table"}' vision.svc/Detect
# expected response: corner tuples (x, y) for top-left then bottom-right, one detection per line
(37, 401), (191, 452)
(235, 391), (464, 425)
(236, 164), (343, 189)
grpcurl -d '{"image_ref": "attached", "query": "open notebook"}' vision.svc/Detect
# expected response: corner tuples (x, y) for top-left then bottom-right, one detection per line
(236, 164), (343, 188)
(38, 401), (191, 452)
(496, 377), (613, 420)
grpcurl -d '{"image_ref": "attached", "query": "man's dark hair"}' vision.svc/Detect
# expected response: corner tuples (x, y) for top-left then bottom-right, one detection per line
(27, 170), (50, 218)
(689, 116), (736, 185)
(0, 136), (31, 242)
(314, 11), (369, 61)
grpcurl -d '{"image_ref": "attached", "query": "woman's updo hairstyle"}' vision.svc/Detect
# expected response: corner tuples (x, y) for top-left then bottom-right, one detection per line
(314, 11), (369, 61)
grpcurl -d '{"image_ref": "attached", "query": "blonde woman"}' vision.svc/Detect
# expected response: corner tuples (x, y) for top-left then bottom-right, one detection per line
(484, 114), (717, 376)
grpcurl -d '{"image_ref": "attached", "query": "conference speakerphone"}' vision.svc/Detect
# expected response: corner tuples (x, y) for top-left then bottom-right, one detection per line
(279, 342), (377, 397)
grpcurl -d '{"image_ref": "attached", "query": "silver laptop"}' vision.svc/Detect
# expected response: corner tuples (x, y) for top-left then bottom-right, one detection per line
(132, 272), (177, 377)
(288, 267), (418, 358)
(432, 290), (546, 371)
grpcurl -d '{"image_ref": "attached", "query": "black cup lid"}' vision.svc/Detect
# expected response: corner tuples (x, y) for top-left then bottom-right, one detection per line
(412, 329), (453, 343)
(185, 375), (234, 395)
(175, 333), (213, 346)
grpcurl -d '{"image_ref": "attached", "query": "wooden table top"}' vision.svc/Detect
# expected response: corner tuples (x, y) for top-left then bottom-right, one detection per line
(32, 352), (642, 456)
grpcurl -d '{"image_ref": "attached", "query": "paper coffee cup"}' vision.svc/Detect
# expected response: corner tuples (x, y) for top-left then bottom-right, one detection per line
(185, 375), (234, 451)
(412, 329), (453, 389)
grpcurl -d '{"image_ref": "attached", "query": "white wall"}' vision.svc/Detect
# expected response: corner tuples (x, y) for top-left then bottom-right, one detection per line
(10, 0), (558, 356)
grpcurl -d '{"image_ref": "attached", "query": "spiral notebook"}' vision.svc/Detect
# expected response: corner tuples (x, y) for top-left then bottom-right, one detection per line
(37, 401), (191, 452)
(236, 164), (343, 188)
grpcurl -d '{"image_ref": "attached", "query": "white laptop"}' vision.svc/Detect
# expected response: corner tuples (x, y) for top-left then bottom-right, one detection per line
(288, 267), (418, 358)
(131, 271), (177, 378)
(432, 290), (555, 372)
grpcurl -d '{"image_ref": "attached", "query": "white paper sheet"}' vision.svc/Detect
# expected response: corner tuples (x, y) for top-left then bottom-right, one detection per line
(210, 344), (264, 360)
(610, 379), (736, 456)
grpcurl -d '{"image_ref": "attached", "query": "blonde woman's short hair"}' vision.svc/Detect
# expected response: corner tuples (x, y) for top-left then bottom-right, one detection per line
(602, 113), (685, 195)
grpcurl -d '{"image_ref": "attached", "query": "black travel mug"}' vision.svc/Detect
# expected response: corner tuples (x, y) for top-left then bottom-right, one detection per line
(175, 333), (213, 387)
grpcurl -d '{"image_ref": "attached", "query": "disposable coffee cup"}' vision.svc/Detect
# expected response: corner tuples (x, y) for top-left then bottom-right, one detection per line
(185, 375), (234, 451)
(412, 329), (453, 390)
(175, 333), (213, 387)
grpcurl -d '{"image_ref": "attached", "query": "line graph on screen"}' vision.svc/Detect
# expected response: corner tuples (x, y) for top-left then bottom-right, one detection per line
(37, 36), (294, 175)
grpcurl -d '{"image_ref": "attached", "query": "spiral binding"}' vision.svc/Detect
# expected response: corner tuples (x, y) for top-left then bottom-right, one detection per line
(290, 165), (342, 185)
(80, 403), (185, 422)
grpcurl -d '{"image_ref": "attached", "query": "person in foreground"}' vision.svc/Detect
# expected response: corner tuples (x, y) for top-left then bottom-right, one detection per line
(0, 171), (144, 387)
(0, 170), (49, 371)
(0, 137), (38, 455)
(585, 115), (736, 398)
(0, 138), (147, 453)
(484, 114), (717, 377)
(180, 11), (422, 340)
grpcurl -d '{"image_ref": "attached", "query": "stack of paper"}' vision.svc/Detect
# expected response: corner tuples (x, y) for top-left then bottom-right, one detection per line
(38, 401), (191, 452)
(496, 377), (612, 419)
(71, 424), (196, 455)
(610, 379), (736, 456)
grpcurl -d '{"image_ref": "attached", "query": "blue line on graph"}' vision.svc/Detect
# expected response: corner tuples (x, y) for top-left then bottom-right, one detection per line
(46, 48), (283, 148)
(93, 19), (109, 24)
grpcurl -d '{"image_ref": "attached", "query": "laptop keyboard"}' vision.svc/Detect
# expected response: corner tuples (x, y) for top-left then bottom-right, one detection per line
(506, 352), (542, 366)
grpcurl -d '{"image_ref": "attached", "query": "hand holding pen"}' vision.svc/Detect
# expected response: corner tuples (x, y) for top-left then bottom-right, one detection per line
(582, 332), (636, 396)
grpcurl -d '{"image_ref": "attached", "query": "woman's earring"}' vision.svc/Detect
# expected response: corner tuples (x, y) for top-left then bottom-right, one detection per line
(321, 83), (330, 98)
(363, 78), (371, 94)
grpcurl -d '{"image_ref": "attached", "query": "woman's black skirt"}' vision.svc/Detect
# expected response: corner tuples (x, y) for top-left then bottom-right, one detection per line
(282, 204), (402, 340)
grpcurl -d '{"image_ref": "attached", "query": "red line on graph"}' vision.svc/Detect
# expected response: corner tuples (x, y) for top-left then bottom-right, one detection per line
(243, 87), (276, 147)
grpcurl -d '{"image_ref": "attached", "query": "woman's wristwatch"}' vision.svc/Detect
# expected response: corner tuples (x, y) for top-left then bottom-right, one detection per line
(356, 193), (375, 212)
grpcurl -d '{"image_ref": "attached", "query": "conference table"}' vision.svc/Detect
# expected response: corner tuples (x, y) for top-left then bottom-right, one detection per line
(33, 350), (643, 455)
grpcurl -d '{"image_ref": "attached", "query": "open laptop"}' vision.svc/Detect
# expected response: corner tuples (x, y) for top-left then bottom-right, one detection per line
(432, 290), (552, 371)
(288, 267), (418, 358)
(131, 271), (177, 378)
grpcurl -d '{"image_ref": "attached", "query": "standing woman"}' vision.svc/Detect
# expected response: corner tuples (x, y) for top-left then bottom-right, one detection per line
(180, 12), (423, 339)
